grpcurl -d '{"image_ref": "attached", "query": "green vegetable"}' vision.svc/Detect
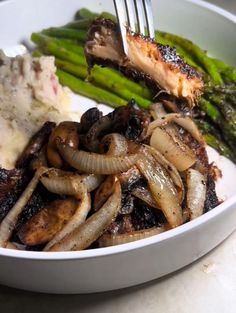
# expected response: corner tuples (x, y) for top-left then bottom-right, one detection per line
(42, 27), (87, 41)
(57, 69), (127, 108)
(55, 59), (151, 108)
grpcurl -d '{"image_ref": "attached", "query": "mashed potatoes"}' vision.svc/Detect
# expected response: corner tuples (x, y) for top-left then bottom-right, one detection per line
(0, 50), (79, 169)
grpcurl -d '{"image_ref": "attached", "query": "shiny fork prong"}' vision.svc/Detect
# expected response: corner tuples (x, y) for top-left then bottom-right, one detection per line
(134, 0), (146, 36)
(113, 0), (128, 55)
(124, 0), (136, 32)
(142, 0), (155, 38)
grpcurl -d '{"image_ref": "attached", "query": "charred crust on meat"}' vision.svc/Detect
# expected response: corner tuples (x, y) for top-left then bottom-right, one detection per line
(85, 18), (203, 104)
(0, 168), (29, 222)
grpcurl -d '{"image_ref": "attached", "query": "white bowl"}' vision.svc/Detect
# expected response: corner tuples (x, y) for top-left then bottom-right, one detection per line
(0, 0), (236, 294)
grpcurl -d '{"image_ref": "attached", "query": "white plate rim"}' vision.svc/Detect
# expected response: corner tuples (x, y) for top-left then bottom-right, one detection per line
(0, 0), (235, 260)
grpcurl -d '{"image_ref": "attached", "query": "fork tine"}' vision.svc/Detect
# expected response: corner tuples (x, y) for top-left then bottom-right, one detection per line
(124, 0), (136, 32)
(113, 0), (128, 55)
(134, 0), (146, 35)
(142, 0), (155, 38)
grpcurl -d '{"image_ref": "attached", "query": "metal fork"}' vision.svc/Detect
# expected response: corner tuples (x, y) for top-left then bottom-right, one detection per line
(113, 0), (155, 55)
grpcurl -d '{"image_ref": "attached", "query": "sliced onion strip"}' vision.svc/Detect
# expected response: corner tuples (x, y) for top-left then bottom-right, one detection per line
(144, 145), (185, 202)
(137, 156), (183, 228)
(57, 140), (139, 175)
(98, 226), (166, 247)
(46, 180), (121, 251)
(150, 127), (196, 172)
(147, 113), (180, 135)
(101, 133), (128, 156)
(186, 169), (206, 220)
(40, 169), (103, 196)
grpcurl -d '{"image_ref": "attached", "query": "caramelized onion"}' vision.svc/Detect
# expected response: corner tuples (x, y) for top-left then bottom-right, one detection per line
(41, 171), (86, 197)
(46, 180), (121, 251)
(40, 169), (103, 196)
(98, 226), (166, 247)
(0, 167), (48, 247)
(81, 174), (105, 192)
(186, 169), (206, 220)
(174, 117), (204, 143)
(147, 113), (180, 135)
(101, 133), (128, 156)
(150, 127), (196, 172)
(44, 192), (91, 251)
(148, 111), (203, 143)
(57, 140), (139, 175)
(137, 156), (182, 228)
(144, 145), (184, 202)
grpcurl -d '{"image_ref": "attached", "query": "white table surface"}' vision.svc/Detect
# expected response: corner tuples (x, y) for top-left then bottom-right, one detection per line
(0, 1), (236, 312)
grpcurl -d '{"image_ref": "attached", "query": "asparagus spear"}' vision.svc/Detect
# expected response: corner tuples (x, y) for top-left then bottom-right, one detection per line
(42, 27), (87, 42)
(195, 119), (235, 160)
(211, 58), (236, 84)
(57, 69), (127, 107)
(206, 94), (236, 123)
(75, 8), (98, 20)
(55, 59), (151, 108)
(64, 18), (93, 30)
(203, 134), (235, 160)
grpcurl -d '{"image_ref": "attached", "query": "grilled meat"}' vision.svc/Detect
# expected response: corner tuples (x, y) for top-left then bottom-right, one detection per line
(0, 168), (29, 221)
(17, 198), (78, 246)
(85, 19), (203, 105)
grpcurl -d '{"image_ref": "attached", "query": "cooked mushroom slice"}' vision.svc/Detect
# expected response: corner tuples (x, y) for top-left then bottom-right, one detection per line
(137, 155), (183, 228)
(0, 166), (48, 247)
(16, 121), (55, 169)
(79, 107), (102, 134)
(17, 198), (78, 246)
(186, 169), (207, 220)
(98, 226), (166, 247)
(56, 139), (139, 175)
(30, 146), (48, 170)
(45, 180), (121, 251)
(47, 121), (80, 168)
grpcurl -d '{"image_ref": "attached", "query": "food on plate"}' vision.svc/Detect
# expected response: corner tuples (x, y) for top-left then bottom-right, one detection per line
(31, 8), (236, 161)
(0, 7), (235, 252)
(0, 100), (219, 251)
(0, 51), (78, 169)
(85, 18), (203, 104)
